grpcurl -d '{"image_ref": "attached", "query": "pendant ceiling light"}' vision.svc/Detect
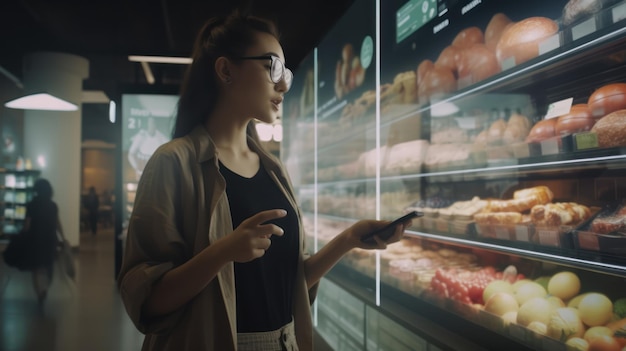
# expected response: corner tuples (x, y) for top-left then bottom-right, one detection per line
(5, 92), (78, 111)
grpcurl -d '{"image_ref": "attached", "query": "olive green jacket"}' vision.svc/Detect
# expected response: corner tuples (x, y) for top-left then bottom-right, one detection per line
(118, 125), (317, 351)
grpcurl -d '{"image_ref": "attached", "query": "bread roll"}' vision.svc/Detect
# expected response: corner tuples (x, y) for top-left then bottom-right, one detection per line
(457, 44), (500, 84)
(555, 104), (595, 135)
(513, 186), (554, 203)
(487, 118), (507, 144)
(531, 203), (591, 226)
(417, 59), (435, 87)
(452, 27), (484, 49)
(587, 83), (626, 119)
(475, 212), (523, 225)
(563, 0), (603, 26)
(526, 118), (557, 143)
(503, 113), (531, 143)
(591, 109), (626, 147)
(435, 46), (461, 76)
(418, 65), (456, 102)
(496, 17), (559, 65)
(485, 13), (513, 51)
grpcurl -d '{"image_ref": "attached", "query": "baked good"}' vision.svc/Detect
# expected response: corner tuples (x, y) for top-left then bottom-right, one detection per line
(555, 104), (595, 135)
(438, 196), (488, 219)
(418, 66), (456, 103)
(563, 0), (603, 26)
(385, 140), (429, 174)
(496, 17), (559, 65)
(526, 118), (557, 143)
(485, 198), (536, 213)
(485, 13), (513, 51)
(503, 113), (531, 143)
(513, 186), (554, 203)
(474, 212), (523, 225)
(591, 215), (626, 234)
(417, 59), (435, 87)
(435, 46), (461, 76)
(591, 109), (626, 147)
(456, 44), (500, 85)
(587, 83), (626, 119)
(487, 118), (507, 144)
(452, 27), (484, 49)
(530, 202), (591, 226)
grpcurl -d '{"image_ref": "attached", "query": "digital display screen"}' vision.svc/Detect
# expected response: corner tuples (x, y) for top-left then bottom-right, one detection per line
(396, 0), (438, 43)
(121, 94), (178, 226)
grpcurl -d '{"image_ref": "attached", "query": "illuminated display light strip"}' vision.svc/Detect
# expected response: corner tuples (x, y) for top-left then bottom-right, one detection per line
(307, 154), (626, 187)
(406, 230), (626, 277)
(375, 0), (382, 307)
(128, 55), (193, 64)
(388, 154), (626, 181)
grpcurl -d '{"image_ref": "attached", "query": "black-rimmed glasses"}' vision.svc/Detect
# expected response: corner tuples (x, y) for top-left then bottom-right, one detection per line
(233, 55), (293, 89)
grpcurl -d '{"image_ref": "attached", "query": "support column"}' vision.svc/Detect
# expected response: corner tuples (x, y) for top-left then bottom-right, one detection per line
(22, 52), (89, 247)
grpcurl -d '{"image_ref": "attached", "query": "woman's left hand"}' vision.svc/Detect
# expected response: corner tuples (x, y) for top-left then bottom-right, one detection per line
(345, 219), (412, 250)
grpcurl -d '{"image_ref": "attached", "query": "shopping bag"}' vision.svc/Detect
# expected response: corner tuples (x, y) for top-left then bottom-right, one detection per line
(57, 240), (76, 280)
(2, 234), (29, 270)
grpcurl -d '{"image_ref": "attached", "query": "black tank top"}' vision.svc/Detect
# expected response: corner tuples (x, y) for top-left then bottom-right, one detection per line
(219, 161), (299, 332)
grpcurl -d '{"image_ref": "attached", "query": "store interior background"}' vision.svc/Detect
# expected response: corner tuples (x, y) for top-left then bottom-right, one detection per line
(0, 0), (357, 249)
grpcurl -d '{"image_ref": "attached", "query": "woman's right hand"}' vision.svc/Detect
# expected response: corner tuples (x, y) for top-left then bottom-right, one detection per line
(224, 209), (286, 263)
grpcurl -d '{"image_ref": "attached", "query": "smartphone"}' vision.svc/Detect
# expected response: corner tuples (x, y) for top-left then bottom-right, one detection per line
(360, 211), (423, 244)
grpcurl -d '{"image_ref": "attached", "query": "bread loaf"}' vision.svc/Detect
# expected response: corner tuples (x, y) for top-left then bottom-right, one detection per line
(555, 104), (595, 135)
(588, 83), (626, 119)
(435, 46), (461, 76)
(531, 202), (591, 226)
(418, 66), (456, 102)
(475, 212), (523, 225)
(513, 186), (554, 203)
(503, 113), (531, 143)
(496, 17), (559, 65)
(452, 27), (484, 49)
(563, 0), (603, 26)
(485, 13), (513, 51)
(457, 44), (500, 85)
(591, 109), (626, 147)
(526, 118), (557, 143)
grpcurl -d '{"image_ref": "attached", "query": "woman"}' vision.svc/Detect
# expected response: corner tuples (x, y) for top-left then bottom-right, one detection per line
(117, 11), (411, 351)
(23, 178), (65, 305)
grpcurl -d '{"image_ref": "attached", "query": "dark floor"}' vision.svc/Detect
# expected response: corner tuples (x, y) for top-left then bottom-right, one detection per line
(0, 226), (144, 351)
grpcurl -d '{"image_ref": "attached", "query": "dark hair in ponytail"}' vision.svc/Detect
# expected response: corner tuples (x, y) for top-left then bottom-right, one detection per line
(172, 11), (280, 139)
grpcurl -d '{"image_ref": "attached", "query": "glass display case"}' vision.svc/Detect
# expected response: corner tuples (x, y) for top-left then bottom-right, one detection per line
(1, 170), (40, 238)
(283, 0), (626, 350)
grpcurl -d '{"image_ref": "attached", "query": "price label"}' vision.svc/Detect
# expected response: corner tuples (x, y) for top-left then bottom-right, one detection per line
(613, 2), (626, 23)
(572, 17), (597, 41)
(538, 230), (559, 247)
(578, 232), (600, 251)
(541, 137), (560, 155)
(501, 57), (516, 71)
(495, 226), (510, 240)
(515, 226), (530, 242)
(539, 34), (560, 56)
(545, 98), (573, 119)
(575, 132), (599, 150)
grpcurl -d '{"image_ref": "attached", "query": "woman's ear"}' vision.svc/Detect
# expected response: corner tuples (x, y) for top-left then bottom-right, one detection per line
(215, 57), (232, 84)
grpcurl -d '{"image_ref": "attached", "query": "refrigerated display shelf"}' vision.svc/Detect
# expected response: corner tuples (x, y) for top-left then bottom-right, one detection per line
(404, 229), (626, 278)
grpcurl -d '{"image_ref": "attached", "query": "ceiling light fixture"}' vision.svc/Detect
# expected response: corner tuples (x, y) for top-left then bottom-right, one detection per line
(128, 55), (193, 64)
(140, 61), (156, 85)
(5, 93), (78, 111)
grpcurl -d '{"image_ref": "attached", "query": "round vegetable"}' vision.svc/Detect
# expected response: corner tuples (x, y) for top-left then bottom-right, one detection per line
(548, 271), (581, 301)
(579, 293), (614, 327)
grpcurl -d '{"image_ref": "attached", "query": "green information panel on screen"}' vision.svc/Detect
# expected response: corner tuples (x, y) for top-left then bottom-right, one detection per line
(396, 0), (437, 43)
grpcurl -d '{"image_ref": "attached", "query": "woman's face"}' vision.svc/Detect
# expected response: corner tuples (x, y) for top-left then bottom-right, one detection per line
(230, 31), (289, 125)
